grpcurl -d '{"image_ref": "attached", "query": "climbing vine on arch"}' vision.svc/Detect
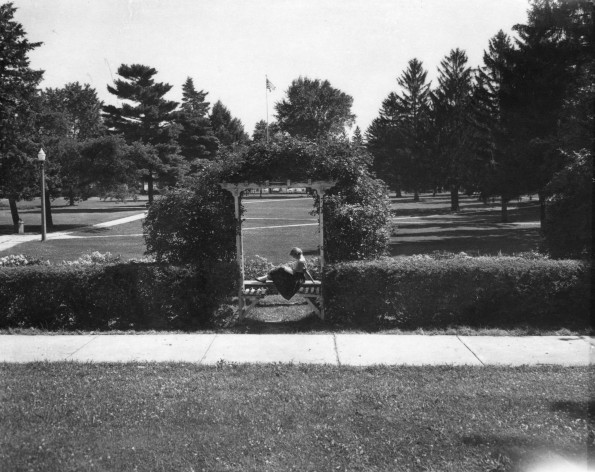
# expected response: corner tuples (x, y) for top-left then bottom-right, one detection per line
(144, 136), (391, 265)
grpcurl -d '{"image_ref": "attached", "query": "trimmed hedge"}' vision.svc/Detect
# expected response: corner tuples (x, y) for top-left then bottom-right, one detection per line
(324, 256), (591, 329)
(0, 262), (237, 331)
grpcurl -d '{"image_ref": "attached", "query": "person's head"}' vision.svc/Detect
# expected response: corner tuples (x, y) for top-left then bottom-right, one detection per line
(289, 247), (303, 259)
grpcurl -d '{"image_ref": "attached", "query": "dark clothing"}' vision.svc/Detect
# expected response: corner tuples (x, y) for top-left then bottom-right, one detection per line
(269, 266), (305, 300)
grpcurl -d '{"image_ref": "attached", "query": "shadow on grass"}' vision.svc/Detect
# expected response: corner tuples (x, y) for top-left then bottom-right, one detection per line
(390, 228), (541, 256)
(551, 400), (594, 421)
(226, 313), (330, 333)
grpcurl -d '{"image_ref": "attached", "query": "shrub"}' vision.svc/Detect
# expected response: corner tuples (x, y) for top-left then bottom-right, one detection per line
(0, 254), (48, 267)
(542, 149), (592, 259)
(0, 262), (238, 331)
(143, 171), (238, 266)
(324, 256), (591, 329)
(220, 137), (391, 263)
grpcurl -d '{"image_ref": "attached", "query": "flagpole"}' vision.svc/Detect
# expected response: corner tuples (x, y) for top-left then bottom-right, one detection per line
(265, 75), (269, 143)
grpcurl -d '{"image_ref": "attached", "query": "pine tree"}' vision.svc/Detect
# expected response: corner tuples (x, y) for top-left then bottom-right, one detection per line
(472, 31), (523, 221)
(503, 0), (593, 224)
(367, 59), (432, 200)
(176, 77), (218, 164)
(103, 64), (184, 203)
(0, 3), (45, 230)
(431, 48), (475, 211)
(209, 100), (249, 148)
(352, 127), (363, 146)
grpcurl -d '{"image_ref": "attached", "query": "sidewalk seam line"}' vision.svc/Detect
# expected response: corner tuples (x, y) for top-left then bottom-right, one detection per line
(333, 334), (341, 367)
(199, 334), (217, 365)
(65, 335), (99, 360)
(456, 335), (485, 366)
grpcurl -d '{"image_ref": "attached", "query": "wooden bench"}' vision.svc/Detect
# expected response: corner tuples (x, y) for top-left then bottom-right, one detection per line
(241, 280), (323, 319)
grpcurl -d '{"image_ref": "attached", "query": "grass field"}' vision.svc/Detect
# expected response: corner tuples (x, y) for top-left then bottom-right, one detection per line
(0, 363), (590, 472)
(0, 193), (542, 264)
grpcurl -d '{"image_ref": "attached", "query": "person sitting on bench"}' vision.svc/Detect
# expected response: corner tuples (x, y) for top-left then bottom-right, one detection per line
(256, 247), (315, 300)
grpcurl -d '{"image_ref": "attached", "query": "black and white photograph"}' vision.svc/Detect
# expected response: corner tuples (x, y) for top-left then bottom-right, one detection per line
(0, 0), (592, 470)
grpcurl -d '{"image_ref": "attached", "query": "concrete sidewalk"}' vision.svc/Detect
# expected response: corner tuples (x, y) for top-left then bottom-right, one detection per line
(0, 334), (591, 366)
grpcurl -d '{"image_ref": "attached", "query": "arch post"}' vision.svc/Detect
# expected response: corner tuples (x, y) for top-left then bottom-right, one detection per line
(230, 187), (244, 314)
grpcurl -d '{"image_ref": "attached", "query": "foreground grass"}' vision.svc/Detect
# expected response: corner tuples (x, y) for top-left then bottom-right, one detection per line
(0, 364), (590, 472)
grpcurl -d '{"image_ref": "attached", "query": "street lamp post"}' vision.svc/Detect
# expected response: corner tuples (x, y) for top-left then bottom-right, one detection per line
(38, 148), (46, 242)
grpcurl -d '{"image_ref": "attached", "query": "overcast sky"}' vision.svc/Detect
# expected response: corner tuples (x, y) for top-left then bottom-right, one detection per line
(13, 0), (529, 136)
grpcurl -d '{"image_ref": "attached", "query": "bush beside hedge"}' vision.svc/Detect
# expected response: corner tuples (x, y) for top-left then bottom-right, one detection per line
(324, 256), (591, 329)
(0, 262), (237, 331)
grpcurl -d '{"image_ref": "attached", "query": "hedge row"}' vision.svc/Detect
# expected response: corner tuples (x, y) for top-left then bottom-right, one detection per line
(324, 256), (591, 329)
(0, 262), (237, 331)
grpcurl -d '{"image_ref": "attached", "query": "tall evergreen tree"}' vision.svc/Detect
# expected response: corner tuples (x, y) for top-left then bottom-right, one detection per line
(209, 100), (249, 148)
(473, 31), (522, 221)
(502, 0), (592, 224)
(352, 126), (364, 146)
(176, 77), (218, 163)
(275, 77), (355, 140)
(367, 59), (432, 201)
(103, 64), (185, 203)
(0, 2), (44, 230)
(431, 48), (475, 211)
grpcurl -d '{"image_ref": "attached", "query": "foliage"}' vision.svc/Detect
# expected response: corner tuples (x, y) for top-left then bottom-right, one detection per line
(103, 64), (186, 203)
(275, 77), (355, 140)
(324, 255), (591, 328)
(209, 100), (249, 148)
(501, 1), (593, 221)
(0, 254), (48, 267)
(219, 137), (391, 263)
(78, 134), (140, 198)
(430, 48), (475, 211)
(0, 2), (44, 227)
(252, 119), (282, 143)
(366, 58), (432, 198)
(143, 170), (238, 266)
(0, 262), (237, 330)
(541, 150), (593, 259)
(175, 77), (219, 162)
(36, 82), (106, 205)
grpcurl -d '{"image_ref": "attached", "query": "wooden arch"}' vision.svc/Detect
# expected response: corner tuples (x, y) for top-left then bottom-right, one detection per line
(219, 179), (337, 319)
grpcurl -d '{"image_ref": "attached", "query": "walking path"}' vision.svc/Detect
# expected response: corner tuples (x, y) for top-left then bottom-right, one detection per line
(0, 334), (591, 365)
(0, 212), (147, 251)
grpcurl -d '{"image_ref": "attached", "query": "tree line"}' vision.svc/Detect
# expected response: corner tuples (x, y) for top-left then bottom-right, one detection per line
(366, 1), (593, 225)
(1, 0), (592, 258)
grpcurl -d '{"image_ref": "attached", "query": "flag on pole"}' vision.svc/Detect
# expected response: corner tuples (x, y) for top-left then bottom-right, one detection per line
(266, 77), (276, 92)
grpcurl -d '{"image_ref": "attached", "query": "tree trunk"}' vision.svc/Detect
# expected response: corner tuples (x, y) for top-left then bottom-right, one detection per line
(69, 187), (75, 206)
(501, 196), (509, 223)
(450, 185), (460, 212)
(538, 192), (546, 227)
(432, 187), (437, 197)
(413, 190), (420, 202)
(9, 198), (20, 232)
(147, 173), (154, 205)
(45, 192), (53, 229)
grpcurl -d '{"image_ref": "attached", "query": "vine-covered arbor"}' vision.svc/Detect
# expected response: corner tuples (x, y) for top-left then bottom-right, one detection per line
(219, 179), (336, 319)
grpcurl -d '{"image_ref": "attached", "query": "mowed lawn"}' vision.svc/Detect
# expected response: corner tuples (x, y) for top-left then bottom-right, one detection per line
(0, 363), (589, 472)
(1, 193), (541, 263)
